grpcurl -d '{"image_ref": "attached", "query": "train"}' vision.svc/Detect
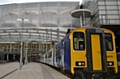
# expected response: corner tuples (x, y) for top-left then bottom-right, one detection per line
(40, 27), (118, 79)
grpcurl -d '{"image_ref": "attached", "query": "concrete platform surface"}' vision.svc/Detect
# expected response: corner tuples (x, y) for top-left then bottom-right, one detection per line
(0, 62), (70, 79)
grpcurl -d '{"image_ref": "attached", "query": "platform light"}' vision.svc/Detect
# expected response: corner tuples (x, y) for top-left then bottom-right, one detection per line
(17, 19), (29, 22)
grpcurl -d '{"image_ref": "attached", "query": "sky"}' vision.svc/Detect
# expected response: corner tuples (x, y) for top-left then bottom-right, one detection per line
(0, 0), (83, 5)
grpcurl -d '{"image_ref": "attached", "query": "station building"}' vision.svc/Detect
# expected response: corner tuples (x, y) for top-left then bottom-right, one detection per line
(0, 2), (80, 62)
(80, 0), (120, 71)
(0, 0), (120, 62)
(82, 0), (120, 50)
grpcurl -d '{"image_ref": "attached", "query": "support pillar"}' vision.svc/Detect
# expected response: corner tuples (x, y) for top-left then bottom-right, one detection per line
(80, 15), (83, 27)
(46, 29), (48, 53)
(25, 42), (28, 64)
(51, 28), (52, 49)
(71, 9), (91, 27)
(39, 35), (40, 52)
(57, 29), (59, 42)
(13, 54), (15, 61)
(7, 54), (9, 62)
(43, 34), (44, 53)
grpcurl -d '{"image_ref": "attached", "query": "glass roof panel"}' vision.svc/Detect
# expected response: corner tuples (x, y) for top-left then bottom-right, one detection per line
(11, 36), (20, 37)
(38, 31), (46, 33)
(17, 30), (27, 32)
(0, 33), (9, 35)
(0, 30), (4, 32)
(0, 2), (79, 42)
(28, 30), (37, 32)
(22, 33), (30, 35)
(6, 30), (15, 32)
(1, 36), (10, 38)
(10, 33), (19, 35)
(31, 33), (39, 36)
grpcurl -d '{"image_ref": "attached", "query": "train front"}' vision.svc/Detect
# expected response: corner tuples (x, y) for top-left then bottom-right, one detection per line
(69, 28), (118, 79)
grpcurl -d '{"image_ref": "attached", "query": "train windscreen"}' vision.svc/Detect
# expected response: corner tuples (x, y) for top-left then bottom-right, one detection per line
(73, 32), (85, 51)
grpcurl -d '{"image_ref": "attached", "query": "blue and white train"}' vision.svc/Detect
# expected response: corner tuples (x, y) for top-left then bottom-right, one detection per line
(40, 27), (118, 79)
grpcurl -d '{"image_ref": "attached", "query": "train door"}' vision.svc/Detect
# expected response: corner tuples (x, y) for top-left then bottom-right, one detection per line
(53, 47), (55, 66)
(86, 29), (107, 72)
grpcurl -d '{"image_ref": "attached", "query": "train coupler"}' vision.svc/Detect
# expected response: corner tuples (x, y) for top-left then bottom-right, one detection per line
(92, 74), (103, 79)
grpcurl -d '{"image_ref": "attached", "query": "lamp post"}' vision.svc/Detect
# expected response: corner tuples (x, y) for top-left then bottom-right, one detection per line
(17, 19), (29, 70)
(20, 19), (23, 70)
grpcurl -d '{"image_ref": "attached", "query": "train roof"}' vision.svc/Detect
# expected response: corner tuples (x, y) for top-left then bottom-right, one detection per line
(54, 27), (114, 47)
(69, 27), (114, 34)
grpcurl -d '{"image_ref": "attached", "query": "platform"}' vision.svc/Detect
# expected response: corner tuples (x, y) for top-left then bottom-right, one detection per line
(0, 62), (70, 79)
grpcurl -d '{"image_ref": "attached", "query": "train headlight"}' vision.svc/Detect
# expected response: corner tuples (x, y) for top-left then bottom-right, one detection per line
(78, 62), (82, 66)
(107, 61), (114, 66)
(76, 61), (85, 66)
(109, 62), (112, 66)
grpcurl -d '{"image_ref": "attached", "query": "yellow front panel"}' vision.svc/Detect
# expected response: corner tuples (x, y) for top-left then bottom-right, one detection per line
(91, 34), (102, 70)
(72, 51), (86, 67)
(107, 52), (118, 73)
(104, 31), (118, 73)
(70, 30), (87, 74)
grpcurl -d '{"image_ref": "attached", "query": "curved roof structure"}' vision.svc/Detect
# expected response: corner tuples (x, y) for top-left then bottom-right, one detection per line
(0, 2), (80, 43)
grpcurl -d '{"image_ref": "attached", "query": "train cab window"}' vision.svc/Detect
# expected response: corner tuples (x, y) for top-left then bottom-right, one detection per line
(73, 32), (85, 50)
(105, 33), (113, 51)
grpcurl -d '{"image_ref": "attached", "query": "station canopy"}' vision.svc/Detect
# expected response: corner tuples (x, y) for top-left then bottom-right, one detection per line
(0, 2), (80, 43)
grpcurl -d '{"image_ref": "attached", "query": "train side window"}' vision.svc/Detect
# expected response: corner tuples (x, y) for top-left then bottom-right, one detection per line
(53, 47), (56, 57)
(64, 42), (66, 53)
(45, 54), (47, 58)
(56, 46), (60, 57)
(105, 33), (113, 51)
(48, 51), (52, 58)
(73, 32), (85, 51)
